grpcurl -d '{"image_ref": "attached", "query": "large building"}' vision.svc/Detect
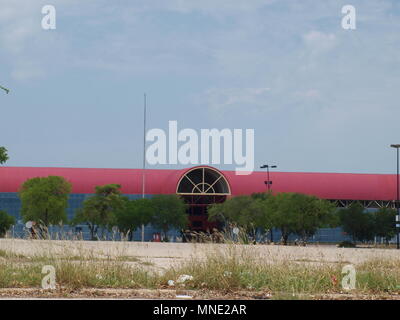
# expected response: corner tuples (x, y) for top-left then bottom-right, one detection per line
(0, 166), (397, 241)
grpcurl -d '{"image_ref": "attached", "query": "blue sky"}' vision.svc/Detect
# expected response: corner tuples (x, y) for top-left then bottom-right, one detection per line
(1, 0), (399, 174)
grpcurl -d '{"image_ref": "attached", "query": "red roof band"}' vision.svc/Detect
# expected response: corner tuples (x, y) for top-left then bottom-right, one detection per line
(0, 166), (397, 201)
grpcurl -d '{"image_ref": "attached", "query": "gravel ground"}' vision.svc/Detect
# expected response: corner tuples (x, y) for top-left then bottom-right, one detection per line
(1, 239), (400, 270)
(1, 239), (400, 299)
(0, 287), (399, 300)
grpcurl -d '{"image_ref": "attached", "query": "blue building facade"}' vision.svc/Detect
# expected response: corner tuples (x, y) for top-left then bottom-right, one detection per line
(0, 192), (183, 241)
(0, 191), (352, 243)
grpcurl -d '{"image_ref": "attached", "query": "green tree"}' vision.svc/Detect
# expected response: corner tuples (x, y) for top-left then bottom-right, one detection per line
(251, 192), (270, 201)
(115, 198), (155, 241)
(373, 207), (396, 244)
(19, 176), (71, 229)
(0, 210), (15, 237)
(291, 194), (337, 243)
(208, 195), (269, 239)
(252, 192), (276, 237)
(73, 197), (101, 240)
(150, 195), (188, 241)
(73, 184), (125, 240)
(265, 193), (297, 245)
(339, 203), (375, 243)
(266, 193), (337, 245)
(0, 147), (9, 164)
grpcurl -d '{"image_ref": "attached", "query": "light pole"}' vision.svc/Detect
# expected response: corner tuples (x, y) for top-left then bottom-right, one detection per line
(260, 164), (277, 192)
(141, 93), (147, 242)
(390, 144), (400, 249)
(0, 85), (10, 94)
(260, 164), (277, 243)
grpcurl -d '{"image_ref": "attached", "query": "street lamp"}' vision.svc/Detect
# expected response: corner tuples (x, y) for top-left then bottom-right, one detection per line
(260, 164), (277, 192)
(260, 164), (277, 243)
(390, 144), (400, 249)
(0, 85), (10, 94)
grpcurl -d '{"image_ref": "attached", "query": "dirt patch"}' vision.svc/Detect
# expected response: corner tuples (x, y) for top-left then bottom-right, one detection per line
(1, 239), (400, 299)
(0, 288), (399, 300)
(1, 239), (399, 270)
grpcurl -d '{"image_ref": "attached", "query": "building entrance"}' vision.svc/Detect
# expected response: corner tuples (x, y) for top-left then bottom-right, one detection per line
(176, 167), (231, 231)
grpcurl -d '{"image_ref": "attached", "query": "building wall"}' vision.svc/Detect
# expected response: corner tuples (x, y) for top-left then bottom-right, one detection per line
(1, 166), (397, 201)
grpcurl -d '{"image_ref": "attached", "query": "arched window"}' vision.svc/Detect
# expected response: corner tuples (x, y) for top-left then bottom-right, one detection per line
(176, 167), (230, 195)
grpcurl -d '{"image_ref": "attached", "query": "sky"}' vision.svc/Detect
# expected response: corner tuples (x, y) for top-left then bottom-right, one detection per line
(0, 0), (399, 174)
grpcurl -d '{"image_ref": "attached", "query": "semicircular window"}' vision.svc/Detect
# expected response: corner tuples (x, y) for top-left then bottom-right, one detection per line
(177, 167), (231, 195)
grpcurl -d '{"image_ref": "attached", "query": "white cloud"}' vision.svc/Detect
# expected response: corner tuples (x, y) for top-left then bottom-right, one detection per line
(0, 1), (52, 80)
(205, 87), (271, 112)
(142, 0), (276, 16)
(296, 89), (321, 99)
(303, 31), (337, 54)
(10, 61), (44, 80)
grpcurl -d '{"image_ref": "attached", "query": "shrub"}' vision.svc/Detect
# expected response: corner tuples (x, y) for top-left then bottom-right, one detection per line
(0, 210), (15, 237)
(337, 240), (356, 248)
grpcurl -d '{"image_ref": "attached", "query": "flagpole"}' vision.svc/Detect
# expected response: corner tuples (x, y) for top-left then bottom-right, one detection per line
(141, 93), (147, 242)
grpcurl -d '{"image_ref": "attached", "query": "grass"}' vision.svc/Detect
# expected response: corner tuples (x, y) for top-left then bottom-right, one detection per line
(0, 241), (400, 298)
(162, 246), (340, 293)
(0, 249), (26, 259)
(0, 258), (159, 289)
